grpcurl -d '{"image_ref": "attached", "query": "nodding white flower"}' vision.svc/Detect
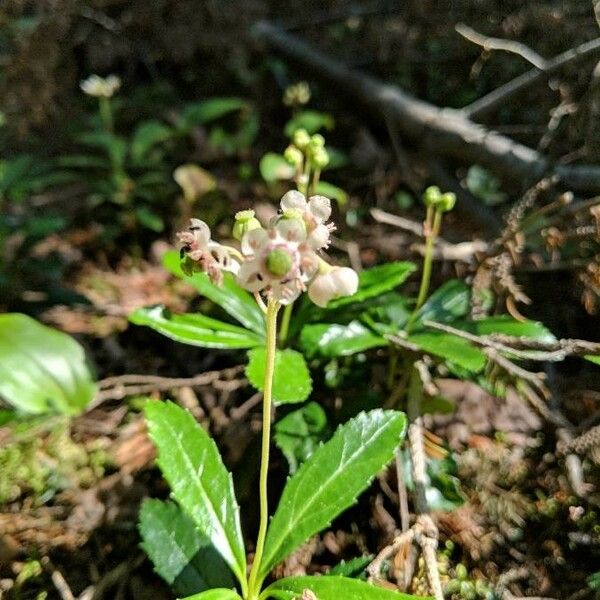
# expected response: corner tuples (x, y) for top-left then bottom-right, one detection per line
(177, 218), (238, 284)
(237, 217), (319, 305)
(279, 190), (336, 250)
(308, 266), (359, 308)
(80, 74), (121, 98)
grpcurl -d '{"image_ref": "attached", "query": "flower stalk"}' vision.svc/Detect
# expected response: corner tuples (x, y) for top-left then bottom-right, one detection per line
(247, 297), (280, 599)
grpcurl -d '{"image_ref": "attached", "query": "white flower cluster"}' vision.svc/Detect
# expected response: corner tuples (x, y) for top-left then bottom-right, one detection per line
(80, 74), (121, 98)
(178, 191), (358, 307)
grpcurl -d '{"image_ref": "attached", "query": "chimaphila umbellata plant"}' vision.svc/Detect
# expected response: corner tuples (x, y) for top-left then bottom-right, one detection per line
(137, 191), (414, 600)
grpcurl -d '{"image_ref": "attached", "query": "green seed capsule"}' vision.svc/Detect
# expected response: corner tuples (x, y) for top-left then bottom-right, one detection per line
(265, 248), (293, 277)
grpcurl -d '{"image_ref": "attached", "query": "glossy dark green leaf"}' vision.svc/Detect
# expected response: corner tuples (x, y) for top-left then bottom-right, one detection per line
(144, 402), (246, 587)
(263, 575), (420, 600)
(181, 590), (242, 600)
(246, 348), (312, 404)
(274, 402), (329, 473)
(163, 250), (265, 335)
(258, 410), (407, 581)
(130, 306), (263, 349)
(0, 313), (96, 415)
(300, 321), (386, 358)
(139, 499), (234, 596)
(327, 262), (416, 310)
(414, 279), (470, 325)
(408, 332), (485, 372)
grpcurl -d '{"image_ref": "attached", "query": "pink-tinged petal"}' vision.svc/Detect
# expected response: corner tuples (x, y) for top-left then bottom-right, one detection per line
(307, 223), (331, 250)
(308, 272), (338, 307)
(280, 190), (308, 212)
(189, 218), (211, 247)
(241, 227), (268, 256)
(237, 259), (267, 292)
(271, 279), (302, 305)
(331, 266), (359, 296)
(276, 218), (307, 243)
(308, 195), (332, 222)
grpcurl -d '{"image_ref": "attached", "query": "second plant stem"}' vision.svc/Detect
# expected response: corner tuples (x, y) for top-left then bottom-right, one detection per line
(247, 298), (280, 599)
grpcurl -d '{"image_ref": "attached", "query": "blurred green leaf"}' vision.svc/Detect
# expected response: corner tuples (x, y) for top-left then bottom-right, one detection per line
(0, 313), (96, 415)
(585, 355), (600, 366)
(284, 110), (334, 136)
(135, 206), (164, 232)
(246, 348), (312, 404)
(182, 591), (242, 600)
(327, 556), (374, 578)
(465, 165), (507, 206)
(131, 120), (173, 161)
(182, 97), (249, 127)
(274, 402), (329, 473)
(313, 181), (348, 206)
(130, 306), (263, 349)
(453, 315), (555, 342)
(414, 279), (470, 325)
(259, 153), (295, 183)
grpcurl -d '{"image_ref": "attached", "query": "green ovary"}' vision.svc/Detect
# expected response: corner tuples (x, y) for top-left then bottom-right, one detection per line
(265, 247), (294, 277)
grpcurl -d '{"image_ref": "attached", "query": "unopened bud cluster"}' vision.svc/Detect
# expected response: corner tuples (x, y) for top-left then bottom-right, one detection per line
(283, 128), (330, 195)
(80, 74), (121, 98)
(423, 186), (456, 213)
(178, 191), (358, 307)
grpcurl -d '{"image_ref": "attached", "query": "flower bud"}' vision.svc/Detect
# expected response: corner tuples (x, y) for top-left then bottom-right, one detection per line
(423, 185), (442, 208)
(438, 191), (456, 212)
(311, 147), (330, 169)
(308, 266), (358, 307)
(293, 128), (311, 150)
(309, 133), (326, 150)
(284, 145), (303, 168)
(232, 210), (261, 241)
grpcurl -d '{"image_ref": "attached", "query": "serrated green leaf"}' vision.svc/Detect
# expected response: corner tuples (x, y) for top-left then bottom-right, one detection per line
(139, 499), (234, 596)
(408, 332), (485, 372)
(414, 279), (470, 325)
(300, 321), (386, 358)
(263, 575), (421, 600)
(313, 181), (348, 206)
(131, 120), (173, 161)
(258, 410), (407, 581)
(246, 348), (312, 404)
(130, 306), (263, 349)
(284, 110), (334, 136)
(182, 97), (249, 127)
(163, 250), (265, 335)
(181, 590), (242, 600)
(0, 313), (96, 415)
(259, 153), (295, 183)
(144, 402), (246, 588)
(328, 262), (416, 310)
(274, 402), (329, 473)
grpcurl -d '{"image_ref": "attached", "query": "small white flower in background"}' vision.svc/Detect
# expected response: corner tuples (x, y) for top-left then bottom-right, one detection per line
(177, 218), (238, 284)
(238, 217), (319, 305)
(279, 190), (336, 250)
(80, 74), (121, 98)
(308, 266), (359, 308)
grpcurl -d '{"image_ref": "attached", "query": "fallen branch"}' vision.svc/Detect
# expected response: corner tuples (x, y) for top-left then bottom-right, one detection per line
(253, 22), (600, 194)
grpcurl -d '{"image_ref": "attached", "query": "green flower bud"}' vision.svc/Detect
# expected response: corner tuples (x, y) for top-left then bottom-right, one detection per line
(265, 248), (293, 277)
(284, 145), (303, 168)
(438, 191), (457, 212)
(233, 209), (261, 241)
(445, 580), (461, 594)
(423, 185), (442, 207)
(455, 563), (468, 581)
(293, 128), (311, 150)
(309, 133), (326, 150)
(311, 147), (330, 169)
(460, 581), (476, 600)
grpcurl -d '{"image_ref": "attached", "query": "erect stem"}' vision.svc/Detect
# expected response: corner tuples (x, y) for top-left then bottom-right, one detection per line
(406, 208), (443, 332)
(278, 301), (294, 345)
(98, 96), (113, 133)
(247, 298), (280, 599)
